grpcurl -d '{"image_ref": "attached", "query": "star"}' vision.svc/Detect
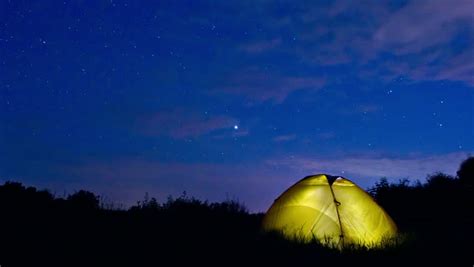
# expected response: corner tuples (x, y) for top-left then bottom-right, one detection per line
(234, 125), (239, 130)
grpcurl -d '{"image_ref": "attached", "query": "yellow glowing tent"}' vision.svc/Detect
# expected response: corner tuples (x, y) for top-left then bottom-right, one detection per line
(262, 174), (397, 248)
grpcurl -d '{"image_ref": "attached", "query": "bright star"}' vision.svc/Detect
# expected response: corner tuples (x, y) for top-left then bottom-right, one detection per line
(234, 125), (239, 130)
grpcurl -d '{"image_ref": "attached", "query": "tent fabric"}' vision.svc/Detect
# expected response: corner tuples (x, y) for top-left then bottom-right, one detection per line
(262, 174), (397, 247)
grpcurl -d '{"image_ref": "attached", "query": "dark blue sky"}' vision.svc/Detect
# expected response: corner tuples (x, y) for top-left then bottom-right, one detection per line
(1, 0), (473, 211)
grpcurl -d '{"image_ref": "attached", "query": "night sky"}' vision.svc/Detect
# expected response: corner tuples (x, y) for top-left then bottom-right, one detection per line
(1, 0), (473, 211)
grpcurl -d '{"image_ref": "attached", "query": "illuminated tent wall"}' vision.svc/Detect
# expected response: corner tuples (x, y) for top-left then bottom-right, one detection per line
(262, 174), (397, 248)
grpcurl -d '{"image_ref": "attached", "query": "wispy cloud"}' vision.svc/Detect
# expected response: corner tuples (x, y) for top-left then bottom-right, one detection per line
(436, 53), (474, 85)
(315, 131), (336, 140)
(212, 128), (250, 139)
(240, 38), (282, 53)
(373, 0), (473, 54)
(338, 104), (381, 116)
(267, 152), (471, 180)
(363, 0), (474, 85)
(219, 67), (326, 103)
(273, 134), (297, 142)
(356, 104), (380, 114)
(207, 0), (472, 107)
(139, 109), (238, 139)
(237, 0), (474, 86)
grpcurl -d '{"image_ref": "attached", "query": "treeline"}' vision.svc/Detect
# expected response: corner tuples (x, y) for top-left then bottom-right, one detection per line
(369, 157), (473, 234)
(0, 157), (472, 266)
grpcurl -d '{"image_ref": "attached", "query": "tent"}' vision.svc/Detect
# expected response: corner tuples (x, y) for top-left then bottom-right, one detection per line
(262, 174), (397, 248)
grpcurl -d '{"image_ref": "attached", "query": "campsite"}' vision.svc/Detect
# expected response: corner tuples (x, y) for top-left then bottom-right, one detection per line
(0, 157), (472, 266)
(1, 1), (473, 266)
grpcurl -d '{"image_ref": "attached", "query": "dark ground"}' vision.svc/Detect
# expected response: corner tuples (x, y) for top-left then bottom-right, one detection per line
(0, 157), (472, 266)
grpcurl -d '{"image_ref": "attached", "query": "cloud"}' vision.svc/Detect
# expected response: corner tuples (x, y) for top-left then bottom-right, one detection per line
(273, 134), (297, 142)
(436, 52), (474, 85)
(139, 109), (238, 139)
(267, 152), (471, 181)
(257, 0), (473, 86)
(240, 38), (282, 53)
(209, 0), (472, 106)
(364, 0), (474, 85)
(356, 104), (380, 114)
(315, 131), (336, 140)
(219, 68), (326, 103)
(212, 128), (250, 139)
(338, 104), (382, 116)
(373, 0), (474, 54)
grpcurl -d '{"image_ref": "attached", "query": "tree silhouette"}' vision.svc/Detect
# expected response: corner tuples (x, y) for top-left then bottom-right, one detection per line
(67, 190), (100, 210)
(457, 156), (474, 188)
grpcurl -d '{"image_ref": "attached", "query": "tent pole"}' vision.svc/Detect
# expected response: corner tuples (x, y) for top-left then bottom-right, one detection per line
(328, 182), (344, 248)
